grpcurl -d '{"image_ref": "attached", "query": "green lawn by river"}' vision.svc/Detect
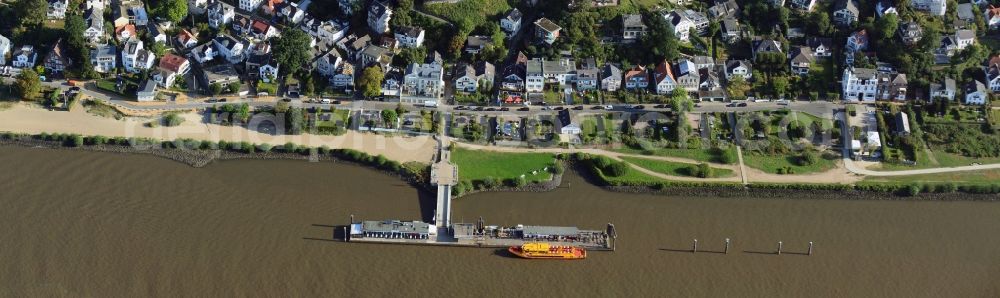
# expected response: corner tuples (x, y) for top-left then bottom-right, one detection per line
(451, 147), (555, 183)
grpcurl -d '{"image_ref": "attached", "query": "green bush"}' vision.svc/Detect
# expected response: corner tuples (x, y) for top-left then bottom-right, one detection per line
(258, 143), (273, 152)
(603, 161), (629, 177)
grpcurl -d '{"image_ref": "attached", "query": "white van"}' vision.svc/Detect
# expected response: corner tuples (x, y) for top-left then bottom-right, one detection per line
(321, 98), (332, 104)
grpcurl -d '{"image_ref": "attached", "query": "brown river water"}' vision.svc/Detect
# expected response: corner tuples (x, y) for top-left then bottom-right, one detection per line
(0, 146), (998, 297)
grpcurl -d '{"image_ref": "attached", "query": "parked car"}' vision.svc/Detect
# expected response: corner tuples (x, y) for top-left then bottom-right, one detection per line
(500, 107), (510, 111)
(455, 106), (467, 110)
(632, 105), (644, 110)
(737, 102), (748, 107)
(591, 105), (604, 110)
(653, 104), (667, 109)
(485, 107), (496, 111)
(572, 105), (584, 110)
(554, 106), (565, 110)
(604, 105), (613, 110)
(518, 107), (530, 111)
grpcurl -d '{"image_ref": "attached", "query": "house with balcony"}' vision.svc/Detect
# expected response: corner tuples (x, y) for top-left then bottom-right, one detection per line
(402, 61), (445, 102)
(90, 45), (117, 73)
(622, 14), (646, 41)
(13, 45), (39, 69)
(601, 63), (622, 92)
(833, 0), (859, 27)
(501, 8), (522, 36)
(454, 61), (495, 93)
(534, 18), (562, 45)
(789, 46), (814, 75)
(394, 26), (425, 48)
(653, 60), (676, 95)
(368, 1), (392, 34)
(842, 67), (879, 102)
(623, 65), (649, 90)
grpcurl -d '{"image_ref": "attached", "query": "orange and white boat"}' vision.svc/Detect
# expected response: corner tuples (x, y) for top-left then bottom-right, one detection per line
(508, 242), (587, 260)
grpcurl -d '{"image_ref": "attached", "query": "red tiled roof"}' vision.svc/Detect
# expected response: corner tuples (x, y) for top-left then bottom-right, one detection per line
(252, 20), (270, 33)
(654, 60), (674, 84)
(159, 53), (189, 72)
(624, 65), (646, 80)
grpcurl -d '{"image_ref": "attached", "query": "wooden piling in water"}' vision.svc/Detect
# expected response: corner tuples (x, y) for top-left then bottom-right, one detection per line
(777, 241), (782, 255)
(692, 239), (698, 253)
(343, 226), (348, 242)
(724, 238), (730, 254)
(808, 242), (814, 256)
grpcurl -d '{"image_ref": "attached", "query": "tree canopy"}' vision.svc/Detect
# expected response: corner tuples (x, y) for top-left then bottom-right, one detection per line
(16, 69), (42, 100)
(638, 11), (679, 64)
(271, 29), (312, 76)
(16, 0), (47, 27)
(357, 66), (385, 98)
(153, 0), (188, 23)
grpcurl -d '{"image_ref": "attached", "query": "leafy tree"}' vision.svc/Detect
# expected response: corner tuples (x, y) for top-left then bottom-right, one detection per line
(638, 11), (679, 63)
(875, 13), (898, 42)
(236, 103), (251, 123)
(227, 81), (241, 93)
(15, 69), (42, 100)
(209, 83), (223, 95)
(381, 109), (398, 128)
(726, 76), (751, 100)
(771, 76), (789, 98)
(271, 29), (312, 75)
(808, 11), (833, 36)
(286, 107), (305, 134)
(395, 47), (427, 66)
(16, 0), (47, 27)
(153, 0), (188, 23)
(357, 66), (384, 98)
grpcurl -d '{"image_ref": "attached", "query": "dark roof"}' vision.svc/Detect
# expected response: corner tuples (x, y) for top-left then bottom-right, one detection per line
(834, 0), (859, 15)
(534, 18), (561, 33)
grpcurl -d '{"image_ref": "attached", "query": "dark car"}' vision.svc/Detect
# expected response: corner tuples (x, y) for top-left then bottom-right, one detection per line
(218, 98), (227, 102)
(737, 102), (748, 107)
(485, 107), (496, 111)
(653, 104), (666, 109)
(633, 105), (645, 110)
(455, 106), (466, 110)
(473, 106), (484, 111)
(725, 103), (737, 107)
(331, 100), (341, 104)
(591, 105), (605, 110)
(500, 107), (510, 111)
(572, 105), (584, 110)
(554, 106), (565, 110)
(403, 120), (414, 126)
(205, 98), (218, 103)
(518, 107), (530, 111)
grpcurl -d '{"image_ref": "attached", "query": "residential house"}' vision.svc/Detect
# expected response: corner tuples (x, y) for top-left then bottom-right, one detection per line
(936, 30), (976, 63)
(0, 35), (10, 66)
(501, 8), (523, 36)
(558, 109), (581, 135)
(136, 79), (158, 102)
(708, 0), (739, 18)
(622, 14), (646, 41)
(338, 34), (371, 58)
(989, 5), (1000, 30)
(48, 0), (69, 19)
(752, 38), (783, 61)
(789, 46), (814, 75)
(90, 45), (117, 73)
(84, 9), (105, 45)
(698, 68), (722, 92)
(897, 21), (923, 46)
(122, 40), (154, 73)
(623, 65), (649, 90)
(277, 1), (305, 24)
(115, 24), (137, 42)
(402, 61), (445, 100)
(382, 69), (402, 97)
(208, 1), (235, 29)
(534, 18), (562, 45)
(929, 78), (956, 101)
(159, 53), (191, 75)
(807, 37), (834, 59)
(911, 0), (946, 16)
(302, 19), (349, 46)
(876, 0), (897, 17)
(151, 68), (177, 88)
(539, 58), (576, 87)
(261, 0), (284, 15)
(190, 43), (216, 63)
(790, 0), (816, 11)
(176, 29), (199, 48)
(652, 60), (676, 95)
(985, 55), (1000, 91)
(673, 59), (699, 92)
(113, 1), (149, 27)
(239, 0), (263, 12)
(842, 67), (879, 102)
(148, 23), (167, 44)
(724, 59), (752, 80)
(212, 34), (247, 64)
(394, 26), (425, 48)
(314, 50), (343, 79)
(691, 55), (715, 69)
(246, 54), (278, 82)
(12, 45), (38, 69)
(44, 39), (71, 74)
(231, 15), (252, 36)
(576, 58), (599, 91)
(465, 36), (492, 54)
(965, 80), (989, 105)
(525, 59), (544, 92)
(200, 63), (241, 88)
(600, 63), (622, 92)
(332, 64), (355, 89)
(358, 45), (390, 67)
(501, 52), (528, 92)
(956, 3), (974, 29)
(721, 18), (741, 44)
(454, 61), (495, 93)
(877, 73), (908, 101)
(250, 20), (279, 40)
(833, 0), (859, 27)
(368, 1), (392, 34)
(845, 29), (869, 65)
(666, 9), (708, 42)
(188, 0), (208, 14)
